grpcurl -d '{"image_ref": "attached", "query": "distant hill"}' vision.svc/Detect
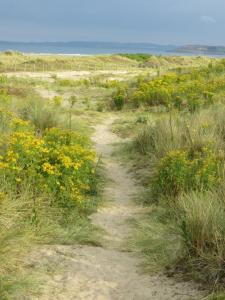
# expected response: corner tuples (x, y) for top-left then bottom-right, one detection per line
(174, 45), (225, 55)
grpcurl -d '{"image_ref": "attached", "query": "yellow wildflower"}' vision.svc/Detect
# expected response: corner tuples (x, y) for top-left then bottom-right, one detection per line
(42, 162), (56, 175)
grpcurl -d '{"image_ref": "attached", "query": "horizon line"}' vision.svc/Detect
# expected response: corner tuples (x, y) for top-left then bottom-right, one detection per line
(0, 40), (225, 47)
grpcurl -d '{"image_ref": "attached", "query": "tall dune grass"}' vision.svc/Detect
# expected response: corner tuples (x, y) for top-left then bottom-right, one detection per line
(177, 190), (225, 283)
(135, 105), (225, 158)
(132, 104), (225, 288)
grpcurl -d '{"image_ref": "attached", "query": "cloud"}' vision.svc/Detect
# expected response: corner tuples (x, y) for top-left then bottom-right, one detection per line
(0, 0), (224, 44)
(200, 15), (216, 24)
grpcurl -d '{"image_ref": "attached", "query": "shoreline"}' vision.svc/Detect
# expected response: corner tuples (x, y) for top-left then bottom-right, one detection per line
(0, 50), (224, 58)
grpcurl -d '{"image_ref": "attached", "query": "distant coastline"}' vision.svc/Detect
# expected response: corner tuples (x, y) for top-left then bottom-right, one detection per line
(0, 41), (225, 57)
(173, 45), (225, 56)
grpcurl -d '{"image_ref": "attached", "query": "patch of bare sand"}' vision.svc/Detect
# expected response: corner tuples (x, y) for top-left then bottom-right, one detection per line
(4, 69), (145, 82)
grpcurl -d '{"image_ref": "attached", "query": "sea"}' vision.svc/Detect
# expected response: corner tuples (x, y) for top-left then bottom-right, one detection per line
(0, 41), (174, 55)
(0, 41), (220, 57)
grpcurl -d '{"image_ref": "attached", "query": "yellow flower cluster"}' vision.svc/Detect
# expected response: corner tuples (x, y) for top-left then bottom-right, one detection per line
(0, 121), (96, 206)
(11, 118), (30, 127)
(59, 155), (73, 169)
(155, 146), (221, 197)
(42, 162), (56, 175)
(131, 62), (225, 111)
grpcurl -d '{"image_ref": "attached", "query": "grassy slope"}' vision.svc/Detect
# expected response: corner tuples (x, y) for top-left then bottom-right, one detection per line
(0, 51), (212, 72)
(0, 52), (139, 72)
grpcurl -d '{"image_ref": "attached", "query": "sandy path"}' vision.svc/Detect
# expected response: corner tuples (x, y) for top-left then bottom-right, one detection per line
(29, 117), (203, 300)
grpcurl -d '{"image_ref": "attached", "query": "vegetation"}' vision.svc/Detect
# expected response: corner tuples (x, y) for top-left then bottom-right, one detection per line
(1, 52), (225, 298)
(119, 105), (225, 293)
(119, 53), (152, 63)
(108, 56), (225, 297)
(0, 51), (211, 72)
(111, 85), (128, 110)
(0, 74), (100, 299)
(0, 52), (139, 72)
(126, 60), (225, 111)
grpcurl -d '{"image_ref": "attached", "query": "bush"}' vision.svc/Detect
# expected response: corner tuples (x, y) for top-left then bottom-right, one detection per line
(0, 116), (96, 209)
(112, 87), (127, 110)
(57, 79), (75, 87)
(130, 62), (225, 111)
(53, 95), (62, 107)
(119, 53), (152, 63)
(18, 98), (60, 133)
(153, 148), (221, 198)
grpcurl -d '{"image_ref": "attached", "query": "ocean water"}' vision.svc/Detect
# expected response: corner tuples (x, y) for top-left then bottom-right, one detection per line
(0, 41), (203, 56)
(0, 41), (224, 57)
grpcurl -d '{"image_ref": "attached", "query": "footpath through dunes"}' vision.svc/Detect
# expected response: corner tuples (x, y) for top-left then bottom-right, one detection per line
(30, 116), (203, 300)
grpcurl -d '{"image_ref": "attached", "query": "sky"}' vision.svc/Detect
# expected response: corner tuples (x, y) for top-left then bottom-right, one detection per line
(0, 0), (224, 45)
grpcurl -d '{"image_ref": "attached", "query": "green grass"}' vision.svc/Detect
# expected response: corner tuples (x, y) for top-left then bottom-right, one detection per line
(0, 52), (139, 72)
(0, 72), (105, 298)
(112, 104), (225, 294)
(0, 51), (212, 73)
(119, 53), (153, 63)
(205, 293), (225, 299)
(128, 206), (182, 273)
(1, 53), (225, 299)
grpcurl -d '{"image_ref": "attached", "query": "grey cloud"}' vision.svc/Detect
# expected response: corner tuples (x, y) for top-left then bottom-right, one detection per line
(0, 0), (224, 45)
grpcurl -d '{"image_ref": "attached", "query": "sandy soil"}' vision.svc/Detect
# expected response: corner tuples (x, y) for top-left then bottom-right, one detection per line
(27, 117), (203, 300)
(4, 70), (145, 82)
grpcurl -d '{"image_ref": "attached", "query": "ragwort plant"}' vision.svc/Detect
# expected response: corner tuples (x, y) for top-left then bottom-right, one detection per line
(153, 147), (222, 198)
(130, 61), (225, 111)
(0, 111), (96, 210)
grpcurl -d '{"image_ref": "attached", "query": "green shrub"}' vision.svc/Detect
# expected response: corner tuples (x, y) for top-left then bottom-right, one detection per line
(136, 115), (149, 124)
(18, 98), (60, 133)
(96, 101), (104, 112)
(112, 87), (127, 110)
(153, 148), (221, 198)
(130, 62), (225, 111)
(206, 293), (225, 300)
(119, 53), (152, 63)
(58, 79), (77, 87)
(53, 95), (62, 107)
(104, 79), (120, 89)
(0, 116), (96, 209)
